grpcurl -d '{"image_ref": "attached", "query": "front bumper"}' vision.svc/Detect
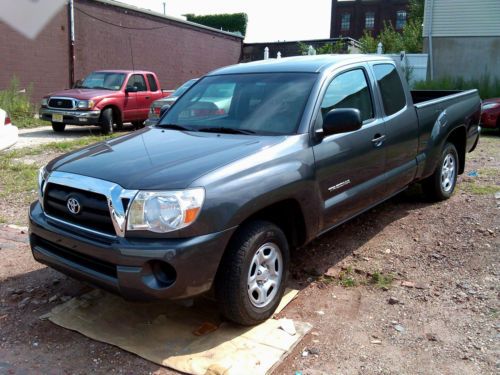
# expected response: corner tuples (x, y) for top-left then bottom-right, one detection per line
(39, 108), (101, 125)
(29, 201), (236, 300)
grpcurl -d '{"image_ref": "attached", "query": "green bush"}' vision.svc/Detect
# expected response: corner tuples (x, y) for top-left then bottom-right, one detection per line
(0, 76), (44, 128)
(297, 39), (349, 55)
(359, 0), (423, 54)
(185, 13), (248, 36)
(414, 75), (500, 99)
(0, 77), (33, 117)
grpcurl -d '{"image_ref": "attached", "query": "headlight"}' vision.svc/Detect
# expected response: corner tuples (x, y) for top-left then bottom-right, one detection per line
(41, 98), (48, 107)
(76, 100), (94, 109)
(127, 188), (205, 233)
(37, 166), (48, 204)
(482, 102), (499, 110)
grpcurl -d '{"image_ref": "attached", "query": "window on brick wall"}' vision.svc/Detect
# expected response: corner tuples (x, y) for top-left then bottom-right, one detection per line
(340, 13), (351, 31)
(365, 12), (375, 30)
(396, 10), (407, 29)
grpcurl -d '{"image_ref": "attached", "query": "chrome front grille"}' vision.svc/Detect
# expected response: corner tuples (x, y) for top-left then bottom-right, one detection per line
(39, 171), (138, 238)
(44, 183), (115, 236)
(48, 97), (75, 109)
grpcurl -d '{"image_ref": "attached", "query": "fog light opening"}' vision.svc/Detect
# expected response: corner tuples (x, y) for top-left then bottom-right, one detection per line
(150, 260), (176, 288)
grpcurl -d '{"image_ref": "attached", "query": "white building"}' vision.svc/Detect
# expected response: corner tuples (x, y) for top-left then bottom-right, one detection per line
(423, 0), (500, 80)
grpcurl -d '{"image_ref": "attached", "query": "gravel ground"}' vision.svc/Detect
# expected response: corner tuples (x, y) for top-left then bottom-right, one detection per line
(0, 133), (498, 375)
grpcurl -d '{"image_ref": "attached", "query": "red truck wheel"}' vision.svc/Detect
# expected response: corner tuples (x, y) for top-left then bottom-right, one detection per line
(100, 108), (114, 135)
(51, 122), (66, 132)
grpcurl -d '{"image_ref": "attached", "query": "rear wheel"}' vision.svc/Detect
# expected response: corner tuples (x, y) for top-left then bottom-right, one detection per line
(422, 142), (459, 201)
(215, 220), (289, 325)
(51, 122), (66, 132)
(100, 108), (113, 135)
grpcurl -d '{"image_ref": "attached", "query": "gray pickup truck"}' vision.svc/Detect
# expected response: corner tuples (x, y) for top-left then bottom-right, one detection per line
(29, 55), (481, 325)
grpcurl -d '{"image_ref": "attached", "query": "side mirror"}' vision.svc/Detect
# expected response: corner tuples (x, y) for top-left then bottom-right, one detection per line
(159, 104), (171, 117)
(125, 86), (138, 93)
(73, 79), (83, 88)
(320, 108), (362, 137)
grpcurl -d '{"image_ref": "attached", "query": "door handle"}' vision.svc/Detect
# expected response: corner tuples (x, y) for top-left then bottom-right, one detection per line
(145, 96), (150, 99)
(371, 134), (386, 147)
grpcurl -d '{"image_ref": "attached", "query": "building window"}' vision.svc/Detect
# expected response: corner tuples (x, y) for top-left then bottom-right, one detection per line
(365, 12), (375, 30)
(396, 10), (407, 29)
(340, 13), (351, 31)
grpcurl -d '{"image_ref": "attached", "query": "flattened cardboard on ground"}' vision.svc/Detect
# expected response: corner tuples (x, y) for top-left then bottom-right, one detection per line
(46, 289), (311, 375)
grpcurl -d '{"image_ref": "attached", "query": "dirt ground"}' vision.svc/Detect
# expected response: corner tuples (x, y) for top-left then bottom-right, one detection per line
(0, 133), (498, 375)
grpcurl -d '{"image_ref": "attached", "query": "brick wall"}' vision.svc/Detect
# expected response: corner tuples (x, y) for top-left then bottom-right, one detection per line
(0, 7), (69, 105)
(0, 0), (242, 104)
(73, 1), (242, 91)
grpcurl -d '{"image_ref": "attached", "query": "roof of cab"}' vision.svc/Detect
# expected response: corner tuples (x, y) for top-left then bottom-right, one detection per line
(208, 54), (394, 75)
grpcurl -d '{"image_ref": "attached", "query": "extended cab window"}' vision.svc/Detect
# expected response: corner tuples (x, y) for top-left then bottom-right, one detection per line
(320, 69), (374, 123)
(127, 74), (147, 92)
(146, 74), (158, 91)
(373, 64), (406, 116)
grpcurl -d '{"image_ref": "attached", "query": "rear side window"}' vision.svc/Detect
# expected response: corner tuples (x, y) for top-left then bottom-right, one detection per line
(320, 69), (374, 122)
(147, 74), (158, 91)
(127, 74), (147, 92)
(373, 64), (406, 116)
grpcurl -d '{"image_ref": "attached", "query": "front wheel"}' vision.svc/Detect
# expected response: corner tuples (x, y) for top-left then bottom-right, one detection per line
(422, 142), (459, 201)
(100, 108), (114, 135)
(215, 221), (289, 325)
(51, 122), (66, 132)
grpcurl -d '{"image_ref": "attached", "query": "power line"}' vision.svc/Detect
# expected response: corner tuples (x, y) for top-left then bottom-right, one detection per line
(74, 6), (173, 30)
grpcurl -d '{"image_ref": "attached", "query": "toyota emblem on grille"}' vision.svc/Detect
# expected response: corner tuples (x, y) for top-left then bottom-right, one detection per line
(67, 197), (81, 214)
(57, 100), (63, 106)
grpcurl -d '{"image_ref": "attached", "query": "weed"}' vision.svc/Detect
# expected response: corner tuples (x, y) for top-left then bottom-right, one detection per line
(0, 76), (45, 128)
(370, 272), (394, 289)
(460, 183), (499, 196)
(414, 74), (500, 99)
(338, 266), (358, 287)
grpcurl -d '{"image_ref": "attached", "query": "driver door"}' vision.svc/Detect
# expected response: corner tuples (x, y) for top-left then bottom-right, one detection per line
(123, 74), (142, 121)
(312, 66), (387, 232)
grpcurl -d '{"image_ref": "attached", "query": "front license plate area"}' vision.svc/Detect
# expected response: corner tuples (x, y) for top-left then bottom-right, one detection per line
(52, 114), (63, 122)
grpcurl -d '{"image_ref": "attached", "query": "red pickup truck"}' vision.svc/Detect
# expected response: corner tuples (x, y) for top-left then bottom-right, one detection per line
(39, 70), (172, 134)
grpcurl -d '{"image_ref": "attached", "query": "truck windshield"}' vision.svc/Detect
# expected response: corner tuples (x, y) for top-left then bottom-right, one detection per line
(80, 72), (126, 90)
(159, 73), (317, 135)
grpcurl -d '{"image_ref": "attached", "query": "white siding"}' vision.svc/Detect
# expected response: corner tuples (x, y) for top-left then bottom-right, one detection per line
(423, 0), (500, 37)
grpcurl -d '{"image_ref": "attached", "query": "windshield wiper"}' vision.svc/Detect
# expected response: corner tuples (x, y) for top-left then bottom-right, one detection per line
(156, 123), (194, 131)
(197, 127), (255, 135)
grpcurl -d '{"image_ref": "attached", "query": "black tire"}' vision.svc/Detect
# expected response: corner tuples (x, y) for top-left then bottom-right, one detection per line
(132, 120), (145, 129)
(100, 108), (113, 135)
(113, 120), (123, 131)
(51, 122), (66, 132)
(215, 220), (289, 325)
(422, 142), (459, 201)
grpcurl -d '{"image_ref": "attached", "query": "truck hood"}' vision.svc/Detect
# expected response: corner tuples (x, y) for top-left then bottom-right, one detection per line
(47, 88), (117, 100)
(48, 127), (285, 190)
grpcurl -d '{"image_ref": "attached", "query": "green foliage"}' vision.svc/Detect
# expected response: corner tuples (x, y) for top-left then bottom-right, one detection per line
(378, 22), (404, 53)
(185, 13), (248, 36)
(369, 272), (394, 289)
(0, 76), (43, 128)
(359, 0), (424, 54)
(413, 74), (500, 99)
(359, 31), (378, 53)
(408, 0), (425, 23)
(297, 39), (349, 55)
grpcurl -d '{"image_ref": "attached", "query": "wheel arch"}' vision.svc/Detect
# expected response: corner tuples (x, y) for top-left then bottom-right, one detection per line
(445, 126), (467, 175)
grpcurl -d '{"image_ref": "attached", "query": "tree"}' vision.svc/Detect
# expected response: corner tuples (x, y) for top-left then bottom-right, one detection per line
(184, 13), (248, 36)
(358, 0), (424, 54)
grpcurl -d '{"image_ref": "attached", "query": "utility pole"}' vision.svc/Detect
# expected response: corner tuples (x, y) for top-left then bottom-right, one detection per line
(162, 2), (166, 15)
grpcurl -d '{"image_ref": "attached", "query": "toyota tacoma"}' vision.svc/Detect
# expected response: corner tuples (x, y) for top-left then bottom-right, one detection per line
(29, 55), (481, 325)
